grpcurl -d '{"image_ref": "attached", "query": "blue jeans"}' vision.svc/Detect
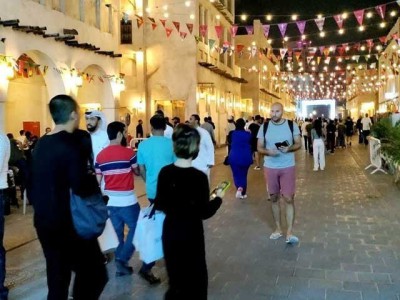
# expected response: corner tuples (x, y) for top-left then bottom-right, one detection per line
(0, 190), (8, 299)
(108, 204), (154, 272)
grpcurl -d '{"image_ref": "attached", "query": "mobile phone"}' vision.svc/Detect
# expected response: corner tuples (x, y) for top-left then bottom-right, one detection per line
(210, 181), (231, 198)
(275, 140), (289, 148)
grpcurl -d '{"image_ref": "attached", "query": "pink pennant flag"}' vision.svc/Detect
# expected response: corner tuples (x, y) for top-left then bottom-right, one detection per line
(366, 39), (374, 48)
(262, 24), (270, 38)
(296, 20), (306, 35)
(375, 5), (386, 19)
(180, 32), (187, 39)
(230, 25), (238, 37)
(354, 9), (365, 26)
(245, 26), (254, 35)
(200, 25), (208, 37)
(319, 46), (325, 55)
(330, 45), (337, 53)
(215, 25), (223, 38)
(278, 23), (288, 37)
(333, 15), (344, 29)
(160, 19), (167, 28)
(280, 48), (288, 58)
(314, 18), (325, 31)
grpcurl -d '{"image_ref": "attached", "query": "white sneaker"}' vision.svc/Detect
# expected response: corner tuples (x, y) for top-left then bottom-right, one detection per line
(253, 166), (261, 170)
(313, 168), (318, 171)
(235, 187), (243, 198)
(240, 194), (248, 199)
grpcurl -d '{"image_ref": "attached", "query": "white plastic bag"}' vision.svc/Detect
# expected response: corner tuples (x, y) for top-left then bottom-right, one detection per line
(133, 205), (165, 264)
(98, 218), (119, 253)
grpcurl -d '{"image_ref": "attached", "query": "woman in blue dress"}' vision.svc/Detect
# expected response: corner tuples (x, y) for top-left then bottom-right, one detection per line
(228, 118), (253, 199)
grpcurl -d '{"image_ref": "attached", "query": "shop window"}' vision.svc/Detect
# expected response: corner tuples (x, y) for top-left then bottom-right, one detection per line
(121, 20), (133, 44)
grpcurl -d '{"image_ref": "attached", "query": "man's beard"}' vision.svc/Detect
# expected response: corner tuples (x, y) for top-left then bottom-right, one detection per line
(87, 125), (97, 132)
(121, 136), (127, 147)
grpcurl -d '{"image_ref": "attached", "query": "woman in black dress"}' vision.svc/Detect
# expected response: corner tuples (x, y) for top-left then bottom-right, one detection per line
(155, 124), (224, 300)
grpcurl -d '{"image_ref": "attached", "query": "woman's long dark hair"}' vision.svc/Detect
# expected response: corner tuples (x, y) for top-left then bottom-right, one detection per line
(314, 119), (323, 138)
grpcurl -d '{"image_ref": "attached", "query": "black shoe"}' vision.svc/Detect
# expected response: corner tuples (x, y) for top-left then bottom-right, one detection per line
(139, 270), (161, 285)
(115, 260), (133, 277)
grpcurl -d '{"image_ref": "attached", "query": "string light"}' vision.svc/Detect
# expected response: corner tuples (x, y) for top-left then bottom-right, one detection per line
(358, 25), (365, 31)
(266, 14), (272, 21)
(338, 28), (344, 34)
(241, 14), (247, 21)
(292, 14), (298, 21)
(320, 31), (325, 37)
(366, 12), (373, 18)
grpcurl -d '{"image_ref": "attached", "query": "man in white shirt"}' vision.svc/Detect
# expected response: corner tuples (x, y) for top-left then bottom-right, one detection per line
(361, 113), (373, 146)
(155, 110), (173, 138)
(189, 114), (215, 181)
(0, 132), (10, 299)
(85, 110), (109, 164)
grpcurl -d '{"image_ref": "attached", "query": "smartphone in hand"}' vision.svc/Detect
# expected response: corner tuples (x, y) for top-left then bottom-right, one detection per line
(210, 181), (231, 199)
(275, 140), (289, 149)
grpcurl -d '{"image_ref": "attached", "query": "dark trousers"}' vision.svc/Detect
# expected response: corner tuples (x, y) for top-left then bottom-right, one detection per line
(327, 134), (336, 153)
(0, 190), (8, 300)
(303, 135), (309, 150)
(230, 164), (250, 195)
(307, 136), (313, 154)
(36, 227), (108, 300)
(363, 130), (370, 145)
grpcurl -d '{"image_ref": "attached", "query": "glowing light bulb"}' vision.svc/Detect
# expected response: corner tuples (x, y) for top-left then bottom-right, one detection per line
(380, 22), (386, 28)
(320, 31), (325, 37)
(241, 14), (247, 21)
(338, 28), (344, 34)
(291, 14), (298, 21)
(366, 12), (373, 18)
(358, 25), (365, 31)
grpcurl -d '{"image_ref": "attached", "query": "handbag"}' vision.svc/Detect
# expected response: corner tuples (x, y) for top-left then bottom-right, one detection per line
(70, 190), (108, 240)
(133, 205), (165, 264)
(97, 218), (119, 253)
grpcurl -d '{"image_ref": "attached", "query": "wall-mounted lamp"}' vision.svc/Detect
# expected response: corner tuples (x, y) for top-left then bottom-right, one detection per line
(0, 62), (15, 81)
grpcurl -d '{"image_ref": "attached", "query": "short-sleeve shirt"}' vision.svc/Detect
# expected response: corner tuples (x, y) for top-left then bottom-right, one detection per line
(361, 117), (372, 131)
(95, 145), (137, 206)
(137, 136), (175, 199)
(256, 120), (300, 169)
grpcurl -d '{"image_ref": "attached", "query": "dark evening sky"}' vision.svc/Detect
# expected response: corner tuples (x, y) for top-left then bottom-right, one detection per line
(234, 0), (397, 47)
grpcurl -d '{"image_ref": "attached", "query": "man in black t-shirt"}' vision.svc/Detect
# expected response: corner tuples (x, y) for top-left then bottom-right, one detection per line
(248, 115), (262, 170)
(30, 95), (108, 300)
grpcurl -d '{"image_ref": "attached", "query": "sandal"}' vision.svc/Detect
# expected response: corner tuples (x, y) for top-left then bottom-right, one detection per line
(269, 232), (283, 240)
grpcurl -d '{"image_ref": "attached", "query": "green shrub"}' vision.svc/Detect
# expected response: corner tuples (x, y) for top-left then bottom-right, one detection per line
(372, 117), (400, 163)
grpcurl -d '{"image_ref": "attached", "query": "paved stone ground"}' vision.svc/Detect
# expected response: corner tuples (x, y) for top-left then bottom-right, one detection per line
(5, 141), (400, 300)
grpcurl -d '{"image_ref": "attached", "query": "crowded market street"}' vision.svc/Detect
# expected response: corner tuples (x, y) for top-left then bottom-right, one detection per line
(4, 144), (400, 300)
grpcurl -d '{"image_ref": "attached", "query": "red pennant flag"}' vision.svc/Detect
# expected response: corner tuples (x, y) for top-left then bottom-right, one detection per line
(366, 39), (374, 48)
(333, 14), (344, 29)
(337, 46), (345, 56)
(215, 25), (223, 38)
(296, 20), (306, 35)
(172, 21), (180, 32)
(230, 25), (238, 37)
(180, 32), (187, 39)
(152, 23), (157, 30)
(379, 36), (387, 44)
(278, 23), (287, 37)
(137, 18), (144, 29)
(375, 5), (386, 19)
(160, 19), (167, 28)
(342, 43), (349, 52)
(245, 26), (253, 35)
(200, 25), (207, 37)
(315, 18), (325, 31)
(186, 23), (193, 34)
(354, 43), (361, 51)
(262, 24), (270, 38)
(354, 9), (364, 26)
(236, 44), (245, 53)
(165, 27), (173, 38)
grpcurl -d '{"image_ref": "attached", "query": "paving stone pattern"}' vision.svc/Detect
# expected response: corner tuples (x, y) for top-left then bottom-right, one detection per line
(6, 143), (400, 300)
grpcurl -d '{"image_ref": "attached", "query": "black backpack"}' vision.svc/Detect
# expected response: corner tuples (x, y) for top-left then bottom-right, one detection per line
(263, 120), (294, 147)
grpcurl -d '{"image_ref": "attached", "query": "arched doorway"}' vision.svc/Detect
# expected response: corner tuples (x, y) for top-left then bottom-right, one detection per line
(76, 64), (115, 129)
(5, 51), (64, 137)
